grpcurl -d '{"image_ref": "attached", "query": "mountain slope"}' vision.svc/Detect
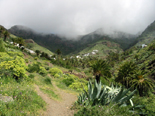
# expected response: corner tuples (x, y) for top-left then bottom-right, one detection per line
(135, 20), (155, 46)
(9, 25), (136, 55)
(79, 39), (123, 57)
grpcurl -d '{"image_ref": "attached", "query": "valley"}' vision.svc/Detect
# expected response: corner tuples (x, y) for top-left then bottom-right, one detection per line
(0, 19), (155, 116)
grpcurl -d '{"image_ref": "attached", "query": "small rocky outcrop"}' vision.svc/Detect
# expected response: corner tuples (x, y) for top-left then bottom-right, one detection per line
(0, 94), (14, 102)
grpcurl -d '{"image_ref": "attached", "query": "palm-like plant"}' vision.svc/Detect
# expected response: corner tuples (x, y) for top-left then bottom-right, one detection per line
(90, 60), (111, 83)
(116, 61), (137, 88)
(3, 30), (9, 41)
(130, 75), (154, 97)
(0, 39), (5, 52)
(56, 49), (61, 55)
(16, 37), (25, 47)
(35, 50), (41, 56)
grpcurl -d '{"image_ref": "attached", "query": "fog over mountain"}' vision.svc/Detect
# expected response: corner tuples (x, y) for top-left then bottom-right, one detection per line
(0, 0), (155, 38)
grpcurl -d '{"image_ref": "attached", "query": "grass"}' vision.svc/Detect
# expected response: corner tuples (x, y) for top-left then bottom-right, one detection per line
(79, 40), (123, 58)
(54, 78), (79, 96)
(40, 86), (60, 100)
(34, 74), (60, 100)
(32, 43), (53, 55)
(0, 77), (46, 116)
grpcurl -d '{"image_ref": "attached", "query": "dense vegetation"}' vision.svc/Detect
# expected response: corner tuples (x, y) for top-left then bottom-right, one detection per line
(8, 25), (136, 55)
(1, 20), (155, 115)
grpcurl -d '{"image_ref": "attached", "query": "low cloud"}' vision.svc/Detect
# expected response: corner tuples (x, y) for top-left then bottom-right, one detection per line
(0, 0), (155, 38)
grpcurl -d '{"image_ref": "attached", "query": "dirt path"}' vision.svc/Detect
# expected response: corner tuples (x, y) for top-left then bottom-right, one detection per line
(35, 83), (77, 116)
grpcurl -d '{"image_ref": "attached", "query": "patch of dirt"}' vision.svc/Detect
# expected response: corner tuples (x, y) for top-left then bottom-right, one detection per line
(63, 71), (87, 78)
(35, 83), (77, 116)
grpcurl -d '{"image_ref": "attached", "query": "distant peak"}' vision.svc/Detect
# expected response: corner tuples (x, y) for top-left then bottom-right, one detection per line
(10, 25), (35, 32)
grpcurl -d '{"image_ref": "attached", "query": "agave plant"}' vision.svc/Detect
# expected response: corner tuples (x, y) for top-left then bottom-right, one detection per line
(77, 80), (108, 106)
(77, 80), (136, 107)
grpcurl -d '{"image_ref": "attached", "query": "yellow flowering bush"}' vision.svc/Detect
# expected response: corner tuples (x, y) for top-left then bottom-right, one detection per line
(0, 56), (28, 79)
(7, 51), (24, 57)
(62, 73), (88, 91)
(49, 68), (63, 76)
(39, 66), (47, 76)
(69, 80), (88, 91)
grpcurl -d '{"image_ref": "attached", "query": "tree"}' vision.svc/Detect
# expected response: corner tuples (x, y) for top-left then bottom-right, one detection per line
(130, 72), (154, 97)
(0, 27), (3, 36)
(3, 31), (9, 41)
(16, 37), (25, 47)
(115, 61), (137, 88)
(0, 39), (5, 52)
(56, 49), (61, 55)
(35, 50), (41, 56)
(90, 59), (111, 83)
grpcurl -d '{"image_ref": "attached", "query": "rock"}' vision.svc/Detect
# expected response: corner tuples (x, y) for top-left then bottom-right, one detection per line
(0, 94), (14, 102)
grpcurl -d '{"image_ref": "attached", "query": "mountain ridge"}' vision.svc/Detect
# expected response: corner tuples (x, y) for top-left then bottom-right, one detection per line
(8, 25), (137, 55)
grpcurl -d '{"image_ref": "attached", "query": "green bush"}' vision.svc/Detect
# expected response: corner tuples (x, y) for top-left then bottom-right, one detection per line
(29, 74), (35, 79)
(34, 57), (38, 60)
(44, 77), (52, 85)
(39, 66), (47, 76)
(25, 58), (29, 63)
(0, 56), (28, 80)
(148, 42), (155, 51)
(54, 73), (61, 78)
(62, 76), (74, 86)
(49, 68), (63, 76)
(27, 62), (40, 73)
(45, 66), (50, 70)
(74, 105), (134, 116)
(0, 39), (5, 52)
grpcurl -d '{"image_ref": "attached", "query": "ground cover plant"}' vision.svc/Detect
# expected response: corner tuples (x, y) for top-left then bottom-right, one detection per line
(0, 77), (46, 116)
(0, 31), (155, 116)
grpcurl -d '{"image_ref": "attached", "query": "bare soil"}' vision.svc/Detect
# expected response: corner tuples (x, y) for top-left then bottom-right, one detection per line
(35, 82), (77, 116)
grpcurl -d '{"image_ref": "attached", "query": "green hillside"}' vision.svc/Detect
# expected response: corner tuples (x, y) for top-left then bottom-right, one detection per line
(1, 23), (155, 116)
(8, 25), (136, 55)
(25, 39), (53, 55)
(79, 39), (123, 57)
(135, 20), (155, 46)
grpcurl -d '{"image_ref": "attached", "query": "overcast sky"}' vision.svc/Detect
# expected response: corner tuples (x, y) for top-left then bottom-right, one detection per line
(0, 0), (155, 37)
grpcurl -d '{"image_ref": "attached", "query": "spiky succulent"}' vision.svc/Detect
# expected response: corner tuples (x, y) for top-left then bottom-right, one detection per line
(77, 80), (136, 107)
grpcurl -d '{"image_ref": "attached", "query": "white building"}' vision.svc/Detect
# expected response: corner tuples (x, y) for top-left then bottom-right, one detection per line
(142, 44), (147, 48)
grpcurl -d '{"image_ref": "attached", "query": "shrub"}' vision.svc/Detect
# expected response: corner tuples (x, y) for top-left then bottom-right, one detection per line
(62, 76), (74, 86)
(25, 58), (29, 63)
(44, 77), (52, 85)
(7, 51), (24, 57)
(29, 74), (35, 79)
(34, 57), (38, 60)
(69, 81), (87, 91)
(49, 68), (63, 76)
(27, 62), (40, 73)
(0, 56), (28, 80)
(54, 73), (61, 78)
(45, 66), (50, 70)
(39, 66), (47, 76)
(74, 105), (133, 116)
(148, 42), (155, 51)
(0, 39), (5, 52)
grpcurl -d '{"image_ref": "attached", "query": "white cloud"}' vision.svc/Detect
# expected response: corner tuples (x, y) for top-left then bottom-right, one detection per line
(0, 0), (155, 37)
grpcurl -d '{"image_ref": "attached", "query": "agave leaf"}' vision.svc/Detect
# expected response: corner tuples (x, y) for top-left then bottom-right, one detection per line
(88, 80), (93, 99)
(119, 89), (136, 105)
(112, 87), (132, 103)
(112, 87), (124, 103)
(96, 81), (102, 98)
(92, 80), (98, 99)
(129, 99), (134, 107)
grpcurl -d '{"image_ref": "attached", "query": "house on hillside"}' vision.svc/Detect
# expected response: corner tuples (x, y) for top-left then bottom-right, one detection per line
(142, 44), (147, 48)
